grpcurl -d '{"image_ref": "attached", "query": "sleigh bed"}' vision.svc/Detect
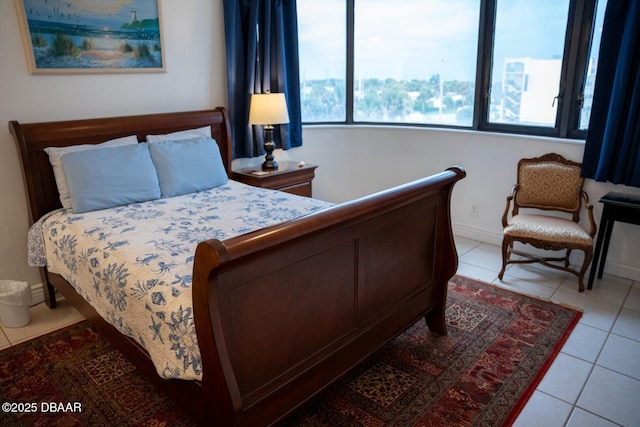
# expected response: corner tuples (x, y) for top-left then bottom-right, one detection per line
(10, 108), (465, 426)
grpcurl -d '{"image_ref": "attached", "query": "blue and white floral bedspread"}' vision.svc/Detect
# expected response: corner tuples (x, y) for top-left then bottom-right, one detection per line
(29, 181), (332, 380)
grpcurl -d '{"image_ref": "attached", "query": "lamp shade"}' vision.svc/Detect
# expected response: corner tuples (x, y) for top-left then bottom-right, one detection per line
(248, 92), (290, 125)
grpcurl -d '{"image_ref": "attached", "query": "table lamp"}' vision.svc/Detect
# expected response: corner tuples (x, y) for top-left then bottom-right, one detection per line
(248, 92), (290, 171)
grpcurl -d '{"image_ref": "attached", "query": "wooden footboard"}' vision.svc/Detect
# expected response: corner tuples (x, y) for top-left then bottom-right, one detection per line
(192, 166), (465, 426)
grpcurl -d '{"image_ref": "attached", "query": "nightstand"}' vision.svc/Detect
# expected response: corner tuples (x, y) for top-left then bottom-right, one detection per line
(231, 161), (317, 197)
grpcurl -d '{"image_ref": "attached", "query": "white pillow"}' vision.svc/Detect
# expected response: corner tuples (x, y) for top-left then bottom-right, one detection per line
(146, 126), (211, 143)
(45, 135), (138, 210)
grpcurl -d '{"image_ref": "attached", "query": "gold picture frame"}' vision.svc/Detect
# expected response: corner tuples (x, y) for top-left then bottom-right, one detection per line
(15, 0), (165, 74)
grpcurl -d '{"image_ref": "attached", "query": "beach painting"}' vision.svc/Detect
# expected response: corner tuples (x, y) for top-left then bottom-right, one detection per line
(15, 0), (164, 74)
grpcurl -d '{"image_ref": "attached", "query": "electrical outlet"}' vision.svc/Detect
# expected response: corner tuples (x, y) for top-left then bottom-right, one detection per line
(470, 204), (479, 217)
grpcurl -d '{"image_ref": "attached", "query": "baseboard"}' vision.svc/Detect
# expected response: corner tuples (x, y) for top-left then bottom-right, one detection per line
(452, 223), (502, 246)
(452, 222), (640, 282)
(30, 282), (45, 306)
(600, 260), (640, 282)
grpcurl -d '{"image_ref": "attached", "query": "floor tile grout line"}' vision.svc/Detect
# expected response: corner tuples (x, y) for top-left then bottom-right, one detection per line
(606, 330), (640, 344)
(592, 345), (640, 382)
(530, 389), (575, 425)
(570, 364), (636, 427)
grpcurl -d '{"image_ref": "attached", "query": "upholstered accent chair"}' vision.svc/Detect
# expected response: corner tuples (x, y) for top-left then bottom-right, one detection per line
(498, 153), (597, 292)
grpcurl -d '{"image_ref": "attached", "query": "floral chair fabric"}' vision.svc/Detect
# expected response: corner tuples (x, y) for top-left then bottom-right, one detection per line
(499, 153), (597, 292)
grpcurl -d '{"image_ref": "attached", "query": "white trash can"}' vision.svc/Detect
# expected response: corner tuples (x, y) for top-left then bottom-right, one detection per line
(0, 280), (32, 328)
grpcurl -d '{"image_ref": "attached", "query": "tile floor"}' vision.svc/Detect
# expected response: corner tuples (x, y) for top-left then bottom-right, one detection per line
(0, 297), (83, 350)
(456, 237), (640, 427)
(1, 237), (638, 426)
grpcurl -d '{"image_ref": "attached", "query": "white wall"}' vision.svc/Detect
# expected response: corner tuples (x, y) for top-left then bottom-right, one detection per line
(285, 126), (640, 281)
(0, 1), (227, 302)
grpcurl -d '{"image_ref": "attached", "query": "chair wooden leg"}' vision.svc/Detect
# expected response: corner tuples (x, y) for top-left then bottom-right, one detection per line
(498, 238), (509, 280)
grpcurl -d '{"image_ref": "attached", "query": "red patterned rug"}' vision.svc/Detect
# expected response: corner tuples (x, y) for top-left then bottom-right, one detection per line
(0, 276), (580, 426)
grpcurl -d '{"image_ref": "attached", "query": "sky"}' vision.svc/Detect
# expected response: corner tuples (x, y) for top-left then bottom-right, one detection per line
(297, 0), (573, 82)
(21, 0), (159, 29)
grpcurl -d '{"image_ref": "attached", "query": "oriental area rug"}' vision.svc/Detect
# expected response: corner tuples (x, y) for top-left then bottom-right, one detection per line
(0, 275), (581, 427)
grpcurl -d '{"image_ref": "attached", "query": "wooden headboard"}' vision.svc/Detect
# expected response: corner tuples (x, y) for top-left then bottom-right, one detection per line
(9, 108), (232, 224)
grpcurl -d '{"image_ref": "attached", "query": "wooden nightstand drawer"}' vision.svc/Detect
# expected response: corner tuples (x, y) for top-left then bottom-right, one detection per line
(231, 161), (317, 197)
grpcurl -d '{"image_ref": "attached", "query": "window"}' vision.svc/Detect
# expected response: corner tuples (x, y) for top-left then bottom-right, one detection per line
(579, 0), (607, 130)
(488, 1), (569, 127)
(353, 0), (479, 125)
(298, 0), (606, 139)
(298, 0), (346, 122)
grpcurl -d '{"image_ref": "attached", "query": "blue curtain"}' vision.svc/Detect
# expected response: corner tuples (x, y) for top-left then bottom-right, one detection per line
(582, 0), (640, 187)
(223, 0), (302, 159)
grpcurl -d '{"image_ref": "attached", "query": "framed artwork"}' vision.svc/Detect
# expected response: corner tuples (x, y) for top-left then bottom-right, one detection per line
(15, 0), (165, 74)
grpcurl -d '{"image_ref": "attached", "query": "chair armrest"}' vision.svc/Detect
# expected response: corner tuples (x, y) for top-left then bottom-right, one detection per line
(501, 185), (518, 228)
(581, 191), (597, 237)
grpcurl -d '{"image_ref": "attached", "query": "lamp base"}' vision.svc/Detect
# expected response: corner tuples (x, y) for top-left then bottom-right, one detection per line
(262, 159), (278, 171)
(262, 128), (278, 171)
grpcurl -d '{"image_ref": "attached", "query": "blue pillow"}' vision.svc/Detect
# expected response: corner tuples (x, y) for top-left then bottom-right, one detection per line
(61, 143), (161, 213)
(148, 136), (228, 197)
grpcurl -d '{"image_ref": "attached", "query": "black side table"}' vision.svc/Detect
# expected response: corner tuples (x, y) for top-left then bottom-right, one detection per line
(588, 192), (640, 289)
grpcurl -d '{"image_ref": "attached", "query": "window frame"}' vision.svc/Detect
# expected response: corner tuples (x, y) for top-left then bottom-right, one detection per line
(302, 0), (601, 140)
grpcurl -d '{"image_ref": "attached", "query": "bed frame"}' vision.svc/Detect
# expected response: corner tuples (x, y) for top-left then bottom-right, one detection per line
(10, 108), (465, 426)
